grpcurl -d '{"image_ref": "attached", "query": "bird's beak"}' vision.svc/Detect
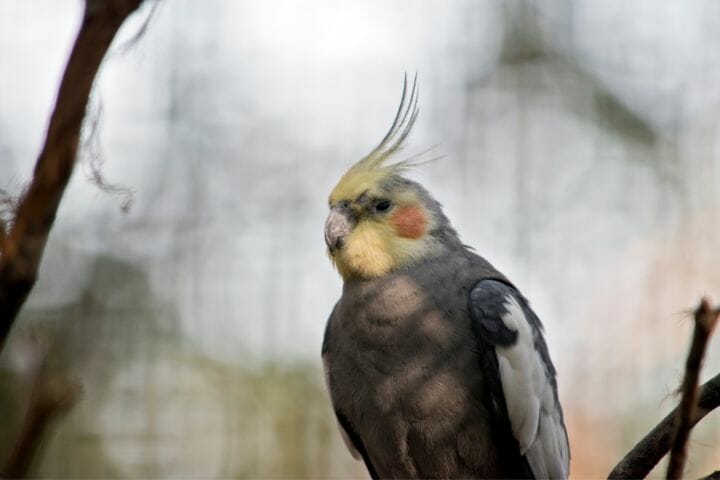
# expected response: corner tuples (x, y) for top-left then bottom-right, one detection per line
(325, 206), (355, 255)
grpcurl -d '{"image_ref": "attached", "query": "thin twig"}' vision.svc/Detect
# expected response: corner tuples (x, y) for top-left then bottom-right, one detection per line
(608, 372), (720, 479)
(0, 363), (82, 478)
(112, 0), (162, 55)
(81, 98), (135, 213)
(666, 299), (719, 479)
(0, 0), (144, 349)
(608, 300), (720, 480)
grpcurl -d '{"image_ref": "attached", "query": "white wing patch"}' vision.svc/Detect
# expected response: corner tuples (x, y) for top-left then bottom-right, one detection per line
(323, 354), (361, 460)
(496, 295), (569, 479)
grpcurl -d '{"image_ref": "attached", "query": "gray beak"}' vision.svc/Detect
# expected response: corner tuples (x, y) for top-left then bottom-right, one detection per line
(325, 206), (355, 255)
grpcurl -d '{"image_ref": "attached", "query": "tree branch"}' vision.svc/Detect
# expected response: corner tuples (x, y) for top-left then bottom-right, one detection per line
(608, 301), (720, 480)
(666, 299), (719, 479)
(0, 350), (82, 479)
(0, 0), (144, 348)
(608, 373), (720, 479)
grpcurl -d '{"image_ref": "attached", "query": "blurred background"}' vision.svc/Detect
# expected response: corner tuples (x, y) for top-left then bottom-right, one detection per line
(1, 0), (720, 477)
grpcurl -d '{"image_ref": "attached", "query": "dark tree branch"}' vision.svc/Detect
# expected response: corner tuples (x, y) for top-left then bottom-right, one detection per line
(667, 299), (719, 479)
(608, 374), (720, 479)
(1, 347), (82, 479)
(0, 0), (144, 349)
(0, 1), (143, 476)
(608, 300), (720, 480)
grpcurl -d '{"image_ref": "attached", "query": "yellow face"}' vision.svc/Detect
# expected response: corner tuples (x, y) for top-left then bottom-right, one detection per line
(326, 74), (430, 279)
(325, 170), (434, 280)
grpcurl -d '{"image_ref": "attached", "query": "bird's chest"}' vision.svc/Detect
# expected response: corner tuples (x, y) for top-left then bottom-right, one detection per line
(326, 274), (479, 421)
(325, 274), (491, 478)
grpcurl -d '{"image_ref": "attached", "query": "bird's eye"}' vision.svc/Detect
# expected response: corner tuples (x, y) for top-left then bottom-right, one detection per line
(374, 199), (393, 213)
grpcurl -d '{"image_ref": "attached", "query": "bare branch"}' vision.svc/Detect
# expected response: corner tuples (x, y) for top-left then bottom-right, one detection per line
(608, 372), (720, 479)
(1, 335), (82, 478)
(0, 0), (144, 348)
(666, 299), (719, 479)
(608, 299), (720, 480)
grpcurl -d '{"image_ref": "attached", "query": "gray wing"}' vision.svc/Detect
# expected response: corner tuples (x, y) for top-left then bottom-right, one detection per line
(469, 279), (570, 479)
(321, 314), (380, 480)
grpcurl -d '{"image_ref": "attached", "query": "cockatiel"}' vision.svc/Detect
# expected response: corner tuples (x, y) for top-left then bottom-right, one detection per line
(322, 77), (570, 479)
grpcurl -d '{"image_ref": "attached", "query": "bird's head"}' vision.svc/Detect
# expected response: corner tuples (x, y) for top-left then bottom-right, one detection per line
(325, 77), (459, 280)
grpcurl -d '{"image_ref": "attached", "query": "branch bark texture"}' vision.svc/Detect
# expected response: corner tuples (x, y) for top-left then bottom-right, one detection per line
(609, 300), (720, 480)
(666, 299), (719, 479)
(0, 0), (143, 348)
(1, 359), (82, 478)
(1, 0), (143, 476)
(608, 373), (720, 479)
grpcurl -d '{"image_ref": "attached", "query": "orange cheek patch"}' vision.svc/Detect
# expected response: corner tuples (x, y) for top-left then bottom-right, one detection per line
(391, 206), (427, 239)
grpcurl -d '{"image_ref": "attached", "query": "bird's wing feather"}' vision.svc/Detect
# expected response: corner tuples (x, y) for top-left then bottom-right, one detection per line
(469, 279), (570, 479)
(322, 355), (361, 460)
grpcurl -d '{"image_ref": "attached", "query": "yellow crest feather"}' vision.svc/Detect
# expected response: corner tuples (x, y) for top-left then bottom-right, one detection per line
(330, 74), (419, 204)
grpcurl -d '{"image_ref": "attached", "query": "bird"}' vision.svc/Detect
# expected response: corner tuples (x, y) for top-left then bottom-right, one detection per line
(321, 76), (570, 479)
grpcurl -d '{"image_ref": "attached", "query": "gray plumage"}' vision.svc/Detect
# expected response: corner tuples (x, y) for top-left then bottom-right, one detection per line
(323, 75), (568, 478)
(322, 179), (569, 479)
